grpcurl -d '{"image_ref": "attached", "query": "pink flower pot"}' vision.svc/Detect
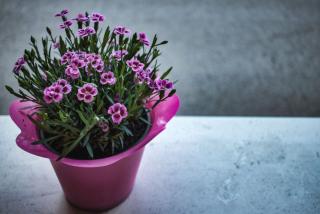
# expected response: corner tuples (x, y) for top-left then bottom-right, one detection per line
(9, 95), (179, 211)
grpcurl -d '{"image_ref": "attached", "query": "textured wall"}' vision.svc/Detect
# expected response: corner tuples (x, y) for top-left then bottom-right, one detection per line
(0, 0), (320, 115)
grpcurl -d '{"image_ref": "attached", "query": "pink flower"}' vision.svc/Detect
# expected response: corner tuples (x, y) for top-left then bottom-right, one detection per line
(91, 13), (104, 22)
(65, 65), (80, 80)
(111, 113), (122, 125)
(113, 26), (131, 35)
(138, 32), (150, 46)
(61, 51), (75, 65)
(13, 57), (25, 74)
(77, 27), (96, 38)
(59, 20), (73, 29)
(150, 79), (174, 91)
(126, 58), (144, 73)
(77, 83), (98, 103)
(100, 71), (116, 85)
(73, 13), (89, 22)
(111, 50), (128, 61)
(53, 42), (60, 49)
(98, 121), (109, 132)
(135, 68), (152, 84)
(43, 82), (65, 104)
(107, 103), (128, 124)
(55, 9), (69, 17)
(71, 58), (86, 68)
(57, 79), (72, 94)
(84, 53), (104, 72)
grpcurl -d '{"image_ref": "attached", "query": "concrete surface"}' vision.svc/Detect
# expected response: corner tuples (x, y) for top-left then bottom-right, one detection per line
(0, 0), (320, 116)
(0, 115), (320, 213)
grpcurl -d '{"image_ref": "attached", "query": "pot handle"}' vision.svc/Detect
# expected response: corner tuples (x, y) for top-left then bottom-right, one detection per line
(153, 94), (180, 126)
(134, 94), (180, 151)
(9, 100), (55, 158)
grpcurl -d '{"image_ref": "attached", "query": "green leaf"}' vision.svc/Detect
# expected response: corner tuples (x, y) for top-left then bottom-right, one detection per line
(139, 116), (151, 126)
(96, 96), (104, 112)
(27, 115), (60, 135)
(156, 40), (168, 46)
(105, 93), (114, 104)
(45, 120), (80, 134)
(168, 89), (176, 97)
(119, 135), (124, 149)
(160, 67), (172, 79)
(82, 132), (91, 147)
(59, 117), (98, 159)
(159, 90), (165, 99)
(151, 34), (157, 47)
(76, 110), (89, 126)
(100, 27), (110, 54)
(85, 143), (94, 158)
(120, 125), (133, 136)
(46, 27), (52, 36)
(30, 36), (36, 44)
(5, 85), (23, 98)
(32, 134), (62, 145)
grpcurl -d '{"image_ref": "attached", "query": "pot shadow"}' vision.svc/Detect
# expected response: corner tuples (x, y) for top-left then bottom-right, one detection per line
(56, 194), (105, 214)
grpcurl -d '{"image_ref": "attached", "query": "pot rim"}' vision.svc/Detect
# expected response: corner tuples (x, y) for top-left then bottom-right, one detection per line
(10, 94), (180, 168)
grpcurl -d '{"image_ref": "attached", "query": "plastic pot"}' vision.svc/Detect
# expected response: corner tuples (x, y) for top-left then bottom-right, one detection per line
(9, 95), (179, 211)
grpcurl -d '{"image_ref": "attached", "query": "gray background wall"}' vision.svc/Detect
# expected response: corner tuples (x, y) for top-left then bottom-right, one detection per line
(0, 0), (319, 116)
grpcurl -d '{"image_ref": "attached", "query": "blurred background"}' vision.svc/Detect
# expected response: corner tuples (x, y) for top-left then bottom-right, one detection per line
(0, 0), (319, 116)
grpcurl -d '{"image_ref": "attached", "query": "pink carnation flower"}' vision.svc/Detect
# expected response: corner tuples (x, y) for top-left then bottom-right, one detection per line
(77, 27), (96, 38)
(91, 13), (105, 22)
(43, 79), (72, 104)
(73, 13), (89, 22)
(100, 71), (116, 85)
(98, 121), (109, 132)
(126, 58), (144, 73)
(138, 32), (150, 46)
(113, 26), (131, 35)
(65, 65), (80, 80)
(111, 50), (128, 61)
(13, 57), (25, 74)
(77, 83), (98, 103)
(107, 103), (128, 125)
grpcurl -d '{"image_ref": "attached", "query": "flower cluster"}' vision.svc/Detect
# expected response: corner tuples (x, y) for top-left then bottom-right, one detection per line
(100, 71), (116, 85)
(133, 68), (173, 91)
(77, 83), (98, 103)
(108, 103), (128, 125)
(62, 51), (104, 79)
(43, 79), (71, 104)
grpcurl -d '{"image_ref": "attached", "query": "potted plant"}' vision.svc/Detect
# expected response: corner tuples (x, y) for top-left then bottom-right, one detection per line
(6, 9), (179, 211)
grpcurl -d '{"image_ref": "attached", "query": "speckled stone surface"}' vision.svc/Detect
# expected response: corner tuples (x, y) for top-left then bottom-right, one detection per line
(1, 0), (320, 116)
(0, 116), (320, 213)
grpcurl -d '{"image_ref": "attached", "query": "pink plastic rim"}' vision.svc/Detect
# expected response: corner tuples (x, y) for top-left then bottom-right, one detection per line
(9, 94), (180, 168)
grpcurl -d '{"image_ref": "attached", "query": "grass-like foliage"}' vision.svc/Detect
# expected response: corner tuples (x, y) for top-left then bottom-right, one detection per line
(6, 10), (176, 160)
